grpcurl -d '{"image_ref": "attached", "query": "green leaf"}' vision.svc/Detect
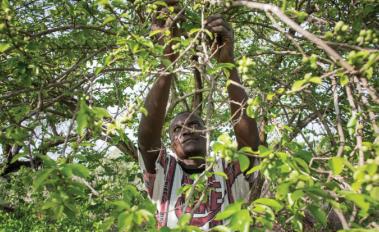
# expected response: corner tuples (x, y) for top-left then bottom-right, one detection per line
(10, 152), (25, 163)
(42, 200), (57, 210)
(339, 74), (349, 86)
(288, 190), (304, 206)
(92, 107), (111, 119)
(309, 204), (327, 224)
(95, 66), (104, 75)
(366, 163), (377, 175)
(0, 43), (11, 52)
(77, 100), (89, 136)
(149, 28), (167, 37)
(305, 187), (332, 199)
(291, 79), (306, 92)
(276, 182), (290, 199)
(62, 165), (73, 177)
(238, 154), (250, 172)
(308, 76), (322, 84)
(370, 187), (379, 201)
(229, 209), (252, 232)
(246, 105), (256, 119)
(344, 193), (370, 213)
(161, 58), (171, 68)
(267, 92), (275, 101)
(258, 145), (271, 157)
(37, 154), (57, 168)
(328, 157), (345, 175)
(159, 227), (171, 232)
(103, 15), (116, 25)
(214, 200), (243, 220)
(118, 211), (133, 232)
(139, 106), (148, 117)
(294, 150), (312, 163)
(212, 142), (224, 154)
(97, 0), (109, 6)
(213, 171), (228, 179)
(136, 209), (153, 223)
(67, 163), (90, 178)
(347, 113), (357, 136)
(246, 163), (262, 175)
(239, 146), (255, 154)
(218, 133), (233, 145)
(100, 217), (115, 231)
(154, 1), (168, 7)
(294, 157), (310, 173)
(110, 200), (130, 209)
(176, 185), (190, 196)
(63, 200), (78, 218)
(1, 0), (9, 10)
(33, 168), (54, 190)
(188, 28), (201, 35)
(104, 55), (112, 66)
(210, 225), (232, 232)
(254, 198), (283, 212)
(178, 213), (191, 226)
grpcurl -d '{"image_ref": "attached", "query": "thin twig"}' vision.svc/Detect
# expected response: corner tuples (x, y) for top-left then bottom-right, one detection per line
(72, 176), (100, 197)
(332, 77), (345, 157)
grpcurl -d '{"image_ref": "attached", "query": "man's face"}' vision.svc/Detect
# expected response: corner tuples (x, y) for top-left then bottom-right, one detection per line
(170, 113), (207, 160)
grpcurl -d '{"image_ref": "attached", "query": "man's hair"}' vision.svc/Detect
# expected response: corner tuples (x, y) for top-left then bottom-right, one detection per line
(169, 111), (205, 140)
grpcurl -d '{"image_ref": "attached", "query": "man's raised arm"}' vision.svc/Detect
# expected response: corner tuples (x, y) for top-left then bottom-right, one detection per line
(206, 15), (260, 152)
(138, 0), (181, 173)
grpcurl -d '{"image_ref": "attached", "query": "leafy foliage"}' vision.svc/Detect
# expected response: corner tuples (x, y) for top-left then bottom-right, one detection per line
(1, 0), (378, 231)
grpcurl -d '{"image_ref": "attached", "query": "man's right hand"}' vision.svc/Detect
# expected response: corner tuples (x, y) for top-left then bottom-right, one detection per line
(151, 0), (184, 62)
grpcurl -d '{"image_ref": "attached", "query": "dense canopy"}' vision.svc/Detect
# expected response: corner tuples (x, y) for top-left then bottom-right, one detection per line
(0, 0), (378, 231)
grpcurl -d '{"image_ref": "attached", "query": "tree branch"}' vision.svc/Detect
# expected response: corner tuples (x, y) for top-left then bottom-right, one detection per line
(27, 24), (117, 38)
(232, 1), (356, 73)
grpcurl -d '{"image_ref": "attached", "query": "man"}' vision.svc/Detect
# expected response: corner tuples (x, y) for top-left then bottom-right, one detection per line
(137, 1), (260, 229)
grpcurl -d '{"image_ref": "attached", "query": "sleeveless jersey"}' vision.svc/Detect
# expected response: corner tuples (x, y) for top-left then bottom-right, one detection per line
(138, 149), (258, 230)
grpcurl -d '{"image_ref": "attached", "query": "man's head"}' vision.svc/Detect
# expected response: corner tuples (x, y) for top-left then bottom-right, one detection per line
(169, 111), (207, 160)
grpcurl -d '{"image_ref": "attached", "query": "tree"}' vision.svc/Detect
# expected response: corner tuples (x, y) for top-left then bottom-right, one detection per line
(0, 0), (378, 231)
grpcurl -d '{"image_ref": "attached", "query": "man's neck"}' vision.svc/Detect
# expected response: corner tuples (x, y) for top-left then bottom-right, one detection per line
(177, 158), (205, 174)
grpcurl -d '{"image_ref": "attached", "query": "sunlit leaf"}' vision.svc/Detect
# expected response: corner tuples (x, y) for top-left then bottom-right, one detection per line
(291, 80), (306, 92)
(328, 157), (345, 175)
(77, 100), (89, 136)
(229, 209), (252, 232)
(254, 198), (283, 212)
(258, 145), (271, 157)
(103, 15), (115, 25)
(214, 201), (243, 220)
(0, 43), (11, 52)
(92, 107), (111, 119)
(238, 154), (250, 172)
(213, 171), (228, 179)
(246, 163), (262, 175)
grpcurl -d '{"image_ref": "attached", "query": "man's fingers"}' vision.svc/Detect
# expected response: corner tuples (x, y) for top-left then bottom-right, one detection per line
(209, 25), (226, 34)
(205, 14), (222, 24)
(207, 18), (228, 28)
(207, 23), (230, 35)
(205, 16), (231, 34)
